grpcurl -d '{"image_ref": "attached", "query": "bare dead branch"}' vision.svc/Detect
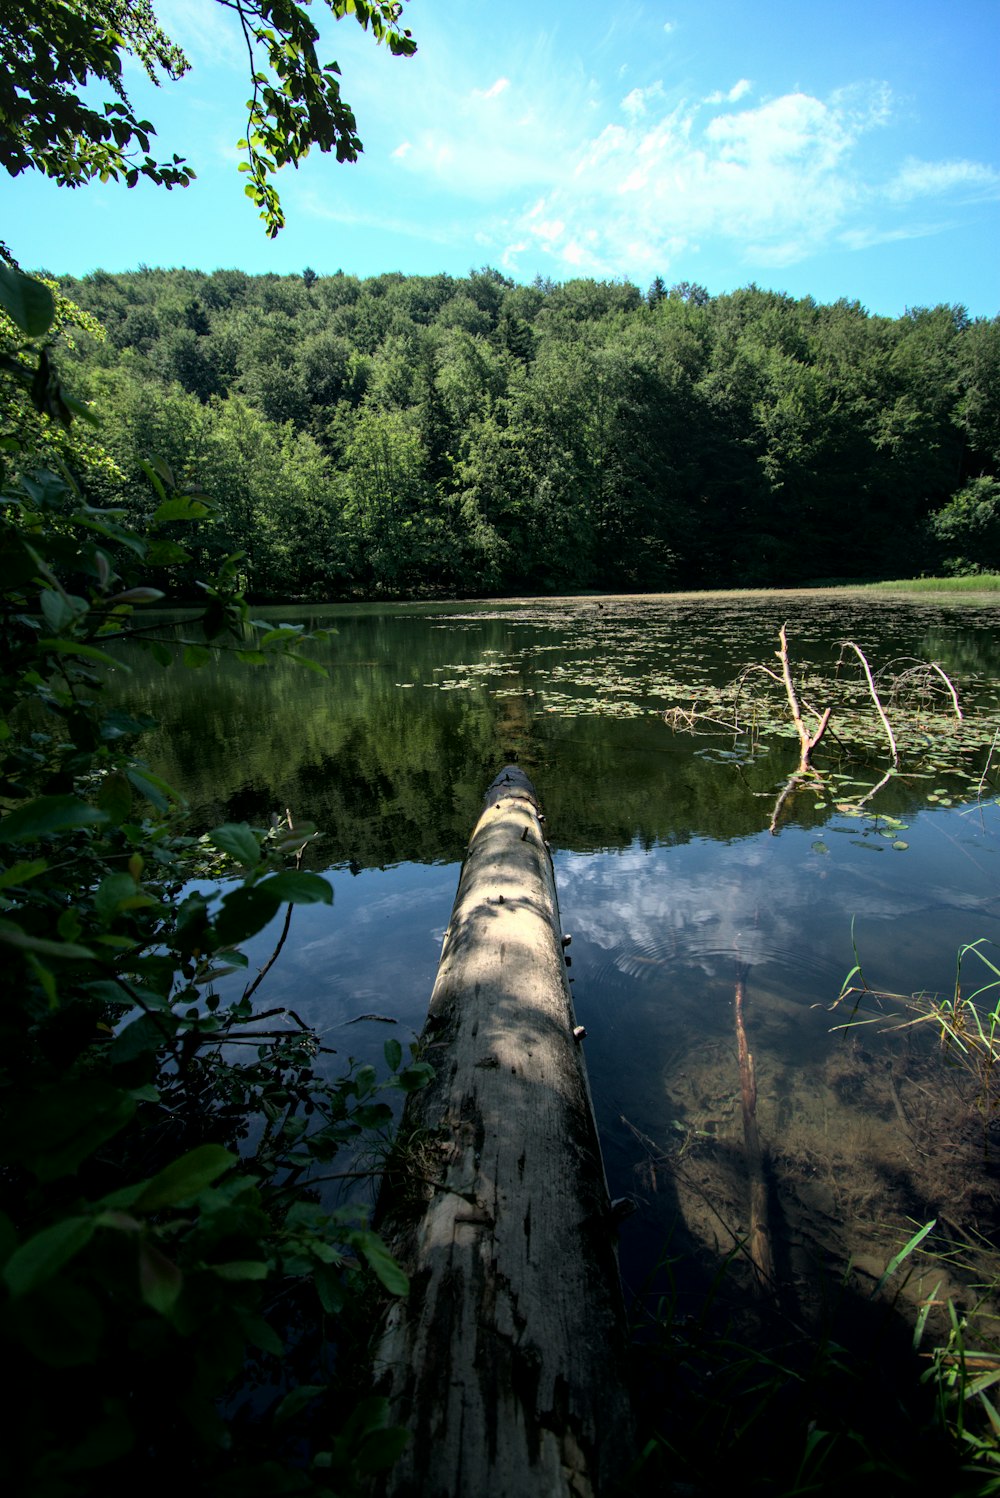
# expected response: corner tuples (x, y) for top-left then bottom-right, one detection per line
(779, 623), (832, 771)
(841, 641), (899, 767)
(930, 662), (963, 721)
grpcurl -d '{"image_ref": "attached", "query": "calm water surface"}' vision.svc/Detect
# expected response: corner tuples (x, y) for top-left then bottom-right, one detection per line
(125, 593), (1000, 1323)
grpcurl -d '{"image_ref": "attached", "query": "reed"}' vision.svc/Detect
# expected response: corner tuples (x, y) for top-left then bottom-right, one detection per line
(835, 933), (1000, 1117)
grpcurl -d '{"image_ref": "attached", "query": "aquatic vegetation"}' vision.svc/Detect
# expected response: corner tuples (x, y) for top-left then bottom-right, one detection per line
(664, 623), (998, 833)
(836, 935), (1000, 1118)
(627, 1214), (998, 1497)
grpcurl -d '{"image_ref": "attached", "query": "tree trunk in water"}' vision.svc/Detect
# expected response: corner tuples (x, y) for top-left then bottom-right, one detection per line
(734, 972), (775, 1296)
(373, 766), (633, 1497)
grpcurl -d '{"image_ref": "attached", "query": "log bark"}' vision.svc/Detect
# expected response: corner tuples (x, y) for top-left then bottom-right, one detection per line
(373, 766), (633, 1498)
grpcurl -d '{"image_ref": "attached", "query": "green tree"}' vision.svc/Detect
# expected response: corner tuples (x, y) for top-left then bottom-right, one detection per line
(200, 394), (344, 596)
(341, 404), (451, 592)
(0, 1), (192, 189)
(928, 475), (1000, 573)
(0, 0), (416, 236)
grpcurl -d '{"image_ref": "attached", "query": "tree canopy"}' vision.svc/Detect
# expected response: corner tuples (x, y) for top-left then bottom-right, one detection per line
(21, 265), (998, 600)
(0, 0), (415, 235)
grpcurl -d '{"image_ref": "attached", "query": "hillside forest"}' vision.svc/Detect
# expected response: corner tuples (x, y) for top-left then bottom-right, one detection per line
(14, 266), (1000, 598)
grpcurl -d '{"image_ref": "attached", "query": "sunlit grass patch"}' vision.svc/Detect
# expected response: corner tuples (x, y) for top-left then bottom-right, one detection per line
(866, 575), (1000, 595)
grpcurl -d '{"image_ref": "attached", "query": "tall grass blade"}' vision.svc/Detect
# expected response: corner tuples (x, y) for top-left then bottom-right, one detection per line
(873, 1219), (937, 1298)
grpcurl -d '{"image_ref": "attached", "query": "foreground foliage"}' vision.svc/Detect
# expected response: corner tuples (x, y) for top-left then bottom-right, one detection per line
(0, 268), (430, 1496)
(0, 0), (415, 236)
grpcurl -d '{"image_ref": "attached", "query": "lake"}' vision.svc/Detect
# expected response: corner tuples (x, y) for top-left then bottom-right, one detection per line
(123, 590), (1000, 1337)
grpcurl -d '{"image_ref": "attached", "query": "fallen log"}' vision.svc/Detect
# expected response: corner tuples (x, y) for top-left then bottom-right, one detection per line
(373, 766), (633, 1497)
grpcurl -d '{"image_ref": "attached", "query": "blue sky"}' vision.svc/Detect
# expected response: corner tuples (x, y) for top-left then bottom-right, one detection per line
(7, 0), (1000, 316)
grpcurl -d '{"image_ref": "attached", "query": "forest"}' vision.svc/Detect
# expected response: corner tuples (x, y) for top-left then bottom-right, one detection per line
(16, 264), (1000, 600)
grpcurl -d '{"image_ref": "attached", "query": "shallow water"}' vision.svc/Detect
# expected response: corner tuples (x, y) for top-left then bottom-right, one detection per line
(124, 592), (1000, 1328)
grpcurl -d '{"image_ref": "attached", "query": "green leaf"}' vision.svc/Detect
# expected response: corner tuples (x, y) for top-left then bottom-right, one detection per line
(95, 871), (154, 923)
(0, 859), (47, 891)
(0, 920), (94, 960)
(10, 1277), (104, 1367)
(97, 771), (133, 826)
(134, 1144), (237, 1211)
(384, 1038), (403, 1072)
(4, 1080), (137, 1180)
(338, 1395), (394, 1446)
(143, 640), (173, 667)
(152, 496), (210, 523)
(354, 1064), (376, 1097)
(183, 643), (212, 669)
(0, 265), (55, 336)
(146, 539), (192, 567)
(255, 625), (304, 646)
(314, 1261), (346, 1314)
(111, 1012), (173, 1064)
(209, 822), (262, 866)
(38, 637), (124, 668)
(126, 767), (182, 811)
(256, 871), (333, 905)
(353, 1230), (408, 1295)
(40, 588), (85, 632)
(286, 651), (328, 676)
(874, 1219), (937, 1297)
(100, 717), (154, 751)
(107, 587), (164, 605)
(240, 1312), (284, 1357)
(391, 1062), (434, 1093)
(214, 883), (282, 945)
(352, 1102), (393, 1128)
(27, 952), (58, 1005)
(274, 1384), (325, 1425)
(4, 1216), (97, 1296)
(356, 1425), (411, 1474)
(0, 794), (107, 845)
(209, 1260), (269, 1280)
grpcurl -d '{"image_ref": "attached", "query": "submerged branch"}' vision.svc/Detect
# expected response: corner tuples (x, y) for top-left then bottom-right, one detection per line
(735, 971), (775, 1296)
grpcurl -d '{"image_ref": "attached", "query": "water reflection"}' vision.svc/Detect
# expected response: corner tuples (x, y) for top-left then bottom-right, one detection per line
(128, 593), (1000, 1326)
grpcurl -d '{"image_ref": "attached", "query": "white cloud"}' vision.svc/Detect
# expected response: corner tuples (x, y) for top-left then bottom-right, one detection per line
(495, 78), (996, 280)
(376, 47), (588, 200)
(474, 77), (511, 100)
(886, 156), (1000, 203)
(706, 78), (753, 106)
(292, 11), (997, 291)
(622, 82), (665, 119)
(296, 190), (457, 247)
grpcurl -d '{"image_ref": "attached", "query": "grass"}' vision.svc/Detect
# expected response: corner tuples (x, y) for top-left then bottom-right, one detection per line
(863, 575), (1000, 595)
(628, 1222), (1000, 1497)
(835, 937), (1000, 1118)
